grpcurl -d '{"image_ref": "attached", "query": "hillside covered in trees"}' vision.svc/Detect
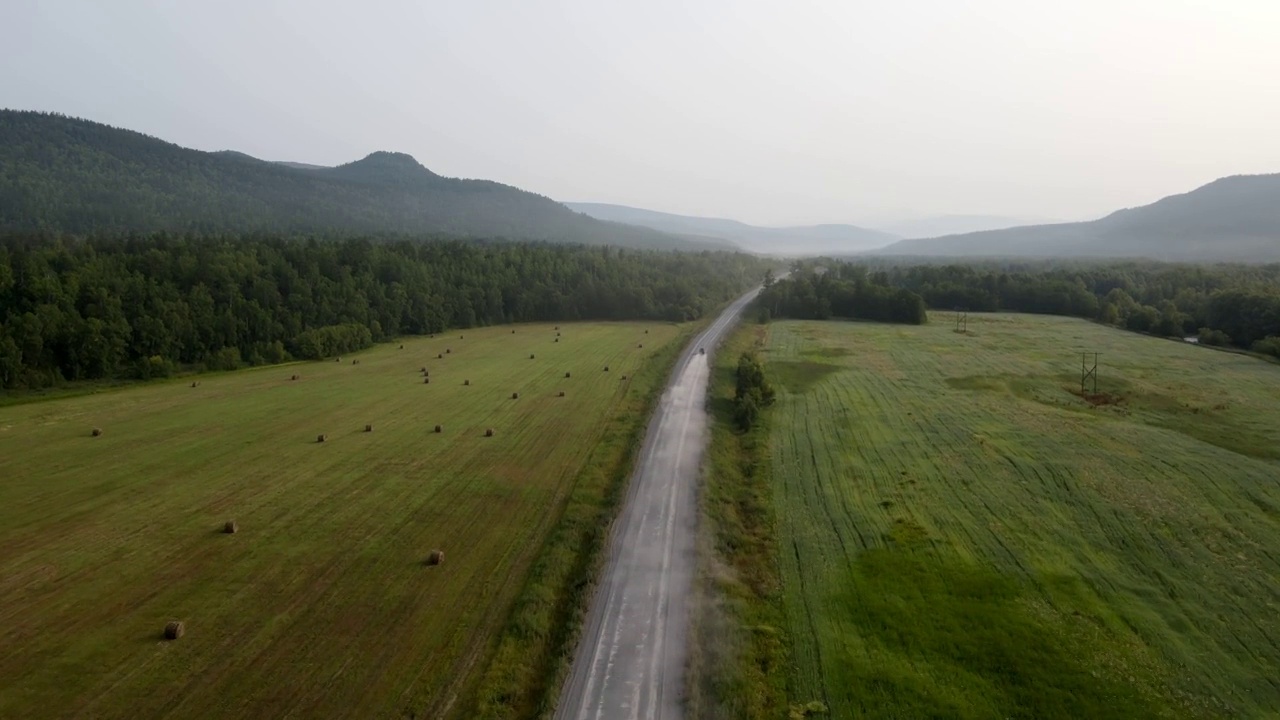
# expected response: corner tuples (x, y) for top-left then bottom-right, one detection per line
(875, 174), (1280, 262)
(0, 233), (770, 390)
(0, 111), (716, 251)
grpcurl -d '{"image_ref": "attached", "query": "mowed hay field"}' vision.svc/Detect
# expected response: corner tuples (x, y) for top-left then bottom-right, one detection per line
(762, 315), (1280, 718)
(0, 321), (680, 720)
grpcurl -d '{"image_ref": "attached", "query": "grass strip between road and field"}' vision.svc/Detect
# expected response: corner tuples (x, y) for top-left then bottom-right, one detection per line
(686, 323), (793, 719)
(459, 322), (702, 720)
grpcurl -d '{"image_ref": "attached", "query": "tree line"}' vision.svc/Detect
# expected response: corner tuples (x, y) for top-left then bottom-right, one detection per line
(0, 232), (770, 390)
(754, 266), (929, 325)
(794, 258), (1280, 357)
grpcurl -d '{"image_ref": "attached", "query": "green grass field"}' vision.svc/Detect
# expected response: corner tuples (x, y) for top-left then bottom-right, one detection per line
(0, 322), (682, 720)
(715, 314), (1280, 719)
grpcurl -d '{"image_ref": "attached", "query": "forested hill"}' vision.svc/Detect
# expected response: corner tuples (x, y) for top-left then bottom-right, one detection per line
(0, 234), (770, 390)
(0, 110), (712, 250)
(876, 174), (1280, 262)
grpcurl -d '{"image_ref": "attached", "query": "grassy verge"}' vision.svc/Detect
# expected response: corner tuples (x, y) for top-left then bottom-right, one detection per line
(686, 323), (793, 719)
(459, 323), (701, 720)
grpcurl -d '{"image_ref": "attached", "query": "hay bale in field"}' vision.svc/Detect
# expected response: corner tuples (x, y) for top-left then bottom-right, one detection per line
(426, 550), (444, 566)
(291, 374), (300, 381)
(316, 434), (328, 443)
(91, 427), (102, 437)
(424, 377), (430, 384)
(565, 371), (571, 378)
(554, 338), (559, 343)
(352, 359), (359, 365)
(446, 348), (451, 354)
(459, 335), (464, 339)
(464, 379), (470, 386)
(603, 365), (610, 372)
(191, 381), (198, 388)
(512, 392), (519, 399)
(638, 343), (643, 348)
(556, 331), (561, 337)
(400, 344), (404, 349)
(554, 326), (559, 330)
(438, 353), (444, 359)
(223, 520), (238, 534)
(365, 424), (373, 432)
(512, 329), (516, 334)
(164, 621), (185, 640)
(335, 357), (341, 362)
(484, 428), (494, 437)
(644, 329), (649, 334)
(434, 424), (443, 433)
(558, 391), (565, 397)
(420, 366), (427, 372)
(530, 353), (536, 359)
(622, 374), (628, 380)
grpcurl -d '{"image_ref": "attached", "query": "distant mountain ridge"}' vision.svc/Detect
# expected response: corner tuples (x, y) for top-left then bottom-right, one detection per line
(876, 214), (1062, 239)
(566, 202), (898, 256)
(0, 110), (719, 251)
(876, 175), (1280, 262)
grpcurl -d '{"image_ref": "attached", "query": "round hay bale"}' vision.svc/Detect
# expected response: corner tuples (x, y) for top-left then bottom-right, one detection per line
(427, 549), (444, 566)
(558, 391), (565, 397)
(420, 366), (427, 372)
(164, 621), (185, 640)
(446, 348), (451, 354)
(645, 329), (649, 334)
(565, 371), (571, 378)
(638, 343), (643, 348)
(400, 344), (405, 349)
(365, 424), (373, 432)
(352, 359), (358, 365)
(512, 329), (516, 334)
(223, 520), (238, 534)
(530, 354), (535, 359)
(464, 379), (470, 386)
(603, 366), (610, 372)
(622, 375), (628, 380)
(91, 427), (102, 437)
(554, 338), (559, 343)
(336, 357), (341, 362)
(512, 392), (519, 399)
(484, 428), (494, 437)
(555, 326), (559, 330)
(316, 434), (328, 443)
(434, 424), (443, 433)
(291, 374), (300, 381)
(424, 377), (430, 384)
(556, 332), (561, 337)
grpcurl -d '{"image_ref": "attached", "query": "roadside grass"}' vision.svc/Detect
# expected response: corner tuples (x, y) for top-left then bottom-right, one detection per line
(687, 324), (791, 720)
(463, 323), (696, 719)
(705, 313), (1280, 719)
(0, 321), (682, 720)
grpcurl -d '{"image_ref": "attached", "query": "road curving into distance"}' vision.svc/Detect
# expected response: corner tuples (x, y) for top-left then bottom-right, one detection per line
(555, 286), (763, 720)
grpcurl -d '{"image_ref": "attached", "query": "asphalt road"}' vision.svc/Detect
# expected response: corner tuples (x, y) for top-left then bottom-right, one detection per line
(554, 287), (762, 720)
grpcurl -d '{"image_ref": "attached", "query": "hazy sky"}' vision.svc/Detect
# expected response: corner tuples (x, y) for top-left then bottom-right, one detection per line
(3, 0), (1279, 226)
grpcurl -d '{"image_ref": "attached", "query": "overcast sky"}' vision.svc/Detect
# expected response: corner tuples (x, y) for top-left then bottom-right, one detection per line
(3, 0), (1279, 226)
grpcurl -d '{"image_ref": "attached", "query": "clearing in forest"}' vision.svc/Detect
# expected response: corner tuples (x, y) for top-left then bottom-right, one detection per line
(758, 314), (1280, 718)
(0, 321), (680, 720)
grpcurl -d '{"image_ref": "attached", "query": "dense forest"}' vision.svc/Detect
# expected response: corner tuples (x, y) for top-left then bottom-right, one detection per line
(0, 233), (770, 390)
(756, 267), (929, 325)
(779, 259), (1280, 357)
(0, 111), (718, 251)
